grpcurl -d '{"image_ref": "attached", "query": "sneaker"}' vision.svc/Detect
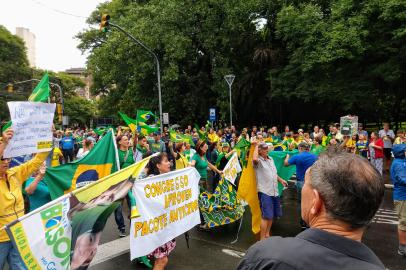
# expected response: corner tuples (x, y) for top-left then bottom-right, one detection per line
(398, 247), (406, 257)
(119, 230), (126, 237)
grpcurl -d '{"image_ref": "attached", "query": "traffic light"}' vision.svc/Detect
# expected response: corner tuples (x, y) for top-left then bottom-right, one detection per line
(100, 14), (110, 32)
(6, 84), (13, 93)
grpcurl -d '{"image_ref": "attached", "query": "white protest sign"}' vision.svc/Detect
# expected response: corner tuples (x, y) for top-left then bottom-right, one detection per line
(4, 102), (55, 158)
(130, 167), (201, 259)
(6, 197), (72, 270)
(223, 152), (242, 185)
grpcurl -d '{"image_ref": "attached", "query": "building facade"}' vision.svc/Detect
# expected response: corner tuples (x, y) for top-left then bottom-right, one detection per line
(64, 68), (92, 100)
(15, 27), (36, 67)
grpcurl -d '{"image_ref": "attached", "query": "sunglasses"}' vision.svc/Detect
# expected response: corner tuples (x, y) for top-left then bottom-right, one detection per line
(0, 157), (11, 162)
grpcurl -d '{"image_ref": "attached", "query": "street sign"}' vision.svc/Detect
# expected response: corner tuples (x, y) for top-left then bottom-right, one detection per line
(209, 108), (216, 122)
(62, 116), (69, 126)
(163, 113), (169, 125)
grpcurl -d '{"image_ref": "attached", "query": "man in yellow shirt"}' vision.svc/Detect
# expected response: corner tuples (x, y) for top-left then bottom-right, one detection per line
(0, 128), (50, 269)
(208, 128), (219, 144)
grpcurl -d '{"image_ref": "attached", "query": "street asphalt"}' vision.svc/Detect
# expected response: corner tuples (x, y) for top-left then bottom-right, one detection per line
(90, 177), (406, 270)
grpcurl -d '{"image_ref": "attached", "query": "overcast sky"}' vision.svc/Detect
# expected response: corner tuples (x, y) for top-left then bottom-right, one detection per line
(0, 0), (107, 72)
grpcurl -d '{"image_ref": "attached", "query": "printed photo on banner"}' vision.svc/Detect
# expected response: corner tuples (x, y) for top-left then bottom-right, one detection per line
(5, 157), (151, 270)
(130, 167), (201, 259)
(4, 101), (56, 158)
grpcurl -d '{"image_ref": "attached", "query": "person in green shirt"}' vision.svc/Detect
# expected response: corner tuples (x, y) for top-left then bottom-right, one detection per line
(134, 134), (150, 162)
(24, 162), (50, 212)
(310, 136), (325, 156)
(190, 140), (222, 191)
(115, 134), (152, 268)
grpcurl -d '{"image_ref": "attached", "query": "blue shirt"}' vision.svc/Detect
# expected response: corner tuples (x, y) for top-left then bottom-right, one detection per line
(60, 136), (74, 150)
(24, 177), (51, 212)
(391, 144), (406, 200)
(288, 151), (318, 181)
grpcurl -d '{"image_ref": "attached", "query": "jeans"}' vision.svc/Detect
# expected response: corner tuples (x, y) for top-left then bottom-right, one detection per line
(0, 241), (26, 270)
(296, 181), (307, 227)
(114, 204), (126, 232)
(62, 148), (74, 163)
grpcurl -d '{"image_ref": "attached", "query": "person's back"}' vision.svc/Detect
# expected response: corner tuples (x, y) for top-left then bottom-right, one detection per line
(288, 150), (317, 181)
(391, 144), (406, 200)
(238, 228), (384, 270)
(238, 149), (385, 270)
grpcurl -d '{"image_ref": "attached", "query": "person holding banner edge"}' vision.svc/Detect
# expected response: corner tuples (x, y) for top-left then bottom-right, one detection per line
(143, 153), (176, 270)
(0, 127), (50, 270)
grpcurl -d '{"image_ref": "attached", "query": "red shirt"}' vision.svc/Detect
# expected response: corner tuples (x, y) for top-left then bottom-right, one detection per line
(372, 138), (384, 158)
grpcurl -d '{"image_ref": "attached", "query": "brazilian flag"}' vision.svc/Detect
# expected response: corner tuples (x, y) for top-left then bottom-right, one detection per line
(118, 111), (137, 133)
(44, 130), (119, 199)
(170, 130), (195, 146)
(136, 109), (156, 126)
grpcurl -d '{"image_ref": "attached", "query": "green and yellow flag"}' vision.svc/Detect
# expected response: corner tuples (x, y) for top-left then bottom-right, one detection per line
(136, 110), (156, 125)
(237, 145), (261, 234)
(118, 112), (137, 133)
(169, 130), (195, 146)
(194, 124), (207, 140)
(44, 130), (119, 199)
(138, 121), (159, 135)
(28, 72), (50, 102)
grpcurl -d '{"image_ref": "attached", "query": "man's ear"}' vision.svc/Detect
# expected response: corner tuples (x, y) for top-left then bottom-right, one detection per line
(311, 189), (322, 215)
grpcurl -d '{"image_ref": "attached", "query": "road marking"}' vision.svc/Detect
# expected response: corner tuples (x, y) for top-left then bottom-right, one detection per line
(222, 249), (245, 258)
(90, 234), (247, 267)
(90, 236), (130, 267)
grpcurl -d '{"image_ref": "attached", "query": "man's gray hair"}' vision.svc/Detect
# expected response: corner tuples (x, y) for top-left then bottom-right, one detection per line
(309, 148), (384, 228)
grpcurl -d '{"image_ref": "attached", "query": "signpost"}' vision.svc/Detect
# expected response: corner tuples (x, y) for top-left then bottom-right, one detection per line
(163, 113), (169, 125)
(209, 108), (216, 127)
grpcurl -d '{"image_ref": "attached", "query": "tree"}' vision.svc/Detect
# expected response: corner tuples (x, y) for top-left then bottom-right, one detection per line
(78, 0), (405, 129)
(64, 95), (96, 126)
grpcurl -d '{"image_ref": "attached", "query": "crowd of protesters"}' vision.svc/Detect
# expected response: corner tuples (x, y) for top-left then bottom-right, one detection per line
(0, 120), (405, 269)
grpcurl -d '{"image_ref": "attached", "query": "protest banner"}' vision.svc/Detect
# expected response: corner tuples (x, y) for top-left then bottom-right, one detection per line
(4, 156), (151, 270)
(130, 167), (201, 259)
(222, 152), (242, 185)
(4, 102), (55, 158)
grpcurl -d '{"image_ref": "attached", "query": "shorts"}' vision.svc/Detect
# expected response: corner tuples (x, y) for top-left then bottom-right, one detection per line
(394, 200), (406, 231)
(383, 148), (392, 160)
(258, 192), (282, 220)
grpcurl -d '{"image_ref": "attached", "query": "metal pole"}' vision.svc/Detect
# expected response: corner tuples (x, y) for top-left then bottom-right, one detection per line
(229, 84), (232, 127)
(109, 22), (163, 133)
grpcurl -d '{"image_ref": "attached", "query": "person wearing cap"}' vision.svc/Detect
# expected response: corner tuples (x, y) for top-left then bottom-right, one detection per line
(252, 139), (288, 240)
(149, 132), (166, 154)
(284, 141), (318, 229)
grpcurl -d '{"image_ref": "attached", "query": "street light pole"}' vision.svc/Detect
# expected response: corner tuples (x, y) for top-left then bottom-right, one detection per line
(224, 74), (235, 127)
(108, 22), (163, 134)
